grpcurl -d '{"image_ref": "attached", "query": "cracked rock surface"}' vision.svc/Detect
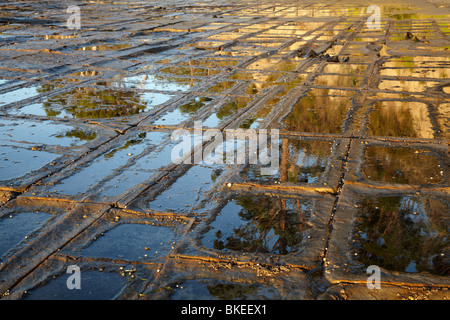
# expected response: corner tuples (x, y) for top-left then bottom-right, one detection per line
(0, 0), (448, 300)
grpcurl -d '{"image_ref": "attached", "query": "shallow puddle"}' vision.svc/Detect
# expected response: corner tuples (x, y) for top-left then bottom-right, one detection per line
(0, 85), (41, 106)
(353, 195), (449, 275)
(206, 80), (237, 93)
(0, 146), (59, 181)
(158, 66), (221, 77)
(153, 97), (213, 126)
(242, 139), (333, 184)
(362, 146), (444, 184)
(168, 279), (281, 300)
(380, 67), (449, 79)
(51, 131), (168, 196)
(321, 63), (369, 75)
(201, 96), (252, 127)
(118, 74), (199, 92)
(201, 113), (222, 128)
(314, 74), (364, 88)
(0, 79), (10, 86)
(202, 195), (314, 254)
(281, 89), (352, 134)
(239, 95), (283, 129)
(367, 101), (434, 139)
(246, 57), (301, 72)
(13, 87), (151, 119)
(382, 56), (450, 68)
(0, 211), (51, 258)
(97, 141), (180, 198)
(437, 102), (449, 139)
(178, 58), (240, 69)
(0, 119), (97, 147)
(229, 71), (282, 83)
(77, 44), (132, 51)
(0, 0), (449, 300)
(147, 164), (224, 213)
(81, 223), (177, 261)
(55, 128), (97, 143)
(23, 270), (125, 300)
(378, 79), (441, 93)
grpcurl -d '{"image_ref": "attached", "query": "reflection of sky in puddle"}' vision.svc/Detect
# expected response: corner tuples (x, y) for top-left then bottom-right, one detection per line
(201, 113), (222, 128)
(52, 143), (145, 195)
(98, 142), (175, 197)
(0, 211), (51, 257)
(23, 270), (125, 300)
(153, 97), (213, 126)
(153, 108), (190, 126)
(239, 116), (264, 129)
(198, 96), (251, 128)
(11, 90), (173, 119)
(0, 119), (96, 147)
(0, 86), (40, 106)
(11, 103), (62, 117)
(239, 92), (287, 129)
(116, 74), (198, 92)
(0, 146), (59, 181)
(0, 119), (98, 181)
(49, 132), (177, 197)
(81, 223), (177, 261)
(148, 164), (223, 212)
(140, 91), (174, 107)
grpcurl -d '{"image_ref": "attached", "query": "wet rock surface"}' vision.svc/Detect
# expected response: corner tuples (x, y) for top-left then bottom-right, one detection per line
(0, 0), (448, 300)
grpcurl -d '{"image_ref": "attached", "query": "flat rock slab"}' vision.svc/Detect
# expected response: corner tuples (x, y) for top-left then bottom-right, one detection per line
(0, 0), (448, 301)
